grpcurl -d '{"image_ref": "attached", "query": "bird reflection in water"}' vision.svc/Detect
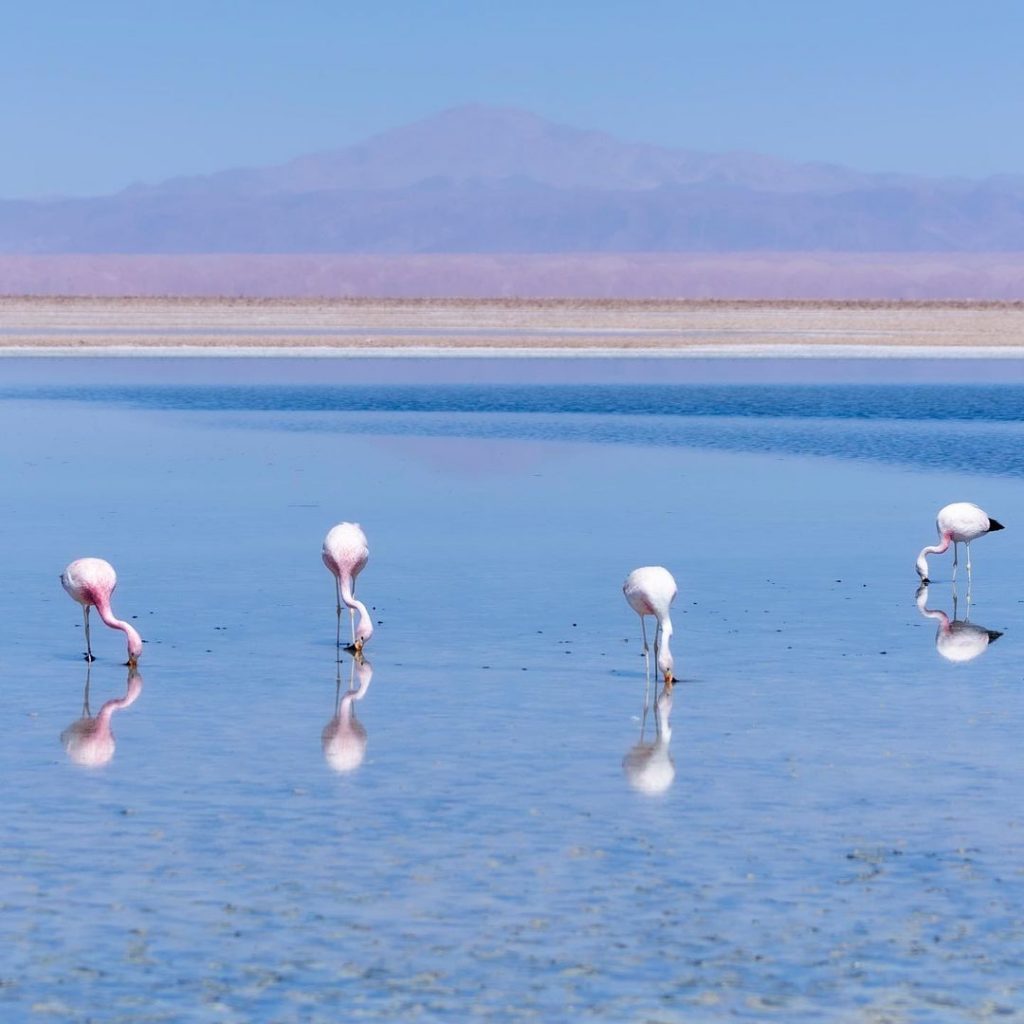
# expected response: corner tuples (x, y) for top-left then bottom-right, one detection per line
(916, 582), (1003, 663)
(623, 657), (676, 795)
(61, 666), (144, 767)
(322, 652), (373, 773)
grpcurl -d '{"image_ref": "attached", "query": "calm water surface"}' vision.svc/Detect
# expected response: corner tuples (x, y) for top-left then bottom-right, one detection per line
(2, 358), (1023, 1022)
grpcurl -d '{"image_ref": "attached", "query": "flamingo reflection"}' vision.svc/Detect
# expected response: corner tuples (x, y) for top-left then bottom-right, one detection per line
(915, 583), (1003, 663)
(61, 666), (144, 767)
(623, 647), (675, 795)
(322, 652), (373, 773)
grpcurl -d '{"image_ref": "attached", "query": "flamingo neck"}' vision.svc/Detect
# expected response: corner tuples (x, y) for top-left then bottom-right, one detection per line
(656, 616), (674, 680)
(94, 596), (143, 661)
(339, 577), (373, 643)
(917, 534), (951, 579)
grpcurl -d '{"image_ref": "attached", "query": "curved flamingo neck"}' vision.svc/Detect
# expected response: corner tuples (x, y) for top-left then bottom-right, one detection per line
(923, 535), (952, 557)
(917, 533), (951, 579)
(338, 575), (373, 642)
(93, 595), (143, 661)
(656, 615), (674, 679)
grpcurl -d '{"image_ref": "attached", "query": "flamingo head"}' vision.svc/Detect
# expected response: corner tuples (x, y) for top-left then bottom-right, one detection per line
(124, 623), (143, 665)
(915, 553), (930, 583)
(354, 618), (373, 648)
(657, 647), (674, 685)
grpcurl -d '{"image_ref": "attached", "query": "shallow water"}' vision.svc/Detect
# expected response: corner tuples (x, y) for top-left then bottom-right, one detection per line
(2, 358), (1023, 1022)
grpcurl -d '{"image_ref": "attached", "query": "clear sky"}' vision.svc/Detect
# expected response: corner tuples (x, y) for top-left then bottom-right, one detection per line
(3, 0), (1023, 198)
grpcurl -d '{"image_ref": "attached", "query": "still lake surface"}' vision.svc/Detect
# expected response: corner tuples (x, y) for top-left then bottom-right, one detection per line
(2, 356), (1024, 1022)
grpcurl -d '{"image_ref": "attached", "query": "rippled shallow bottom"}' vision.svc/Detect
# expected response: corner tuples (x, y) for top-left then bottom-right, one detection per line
(2, 362), (1024, 1022)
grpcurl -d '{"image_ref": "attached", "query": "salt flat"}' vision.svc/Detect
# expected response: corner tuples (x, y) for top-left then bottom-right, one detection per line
(4, 296), (1024, 352)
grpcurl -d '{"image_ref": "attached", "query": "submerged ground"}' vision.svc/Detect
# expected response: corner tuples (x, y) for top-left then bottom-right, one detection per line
(1, 357), (1023, 1022)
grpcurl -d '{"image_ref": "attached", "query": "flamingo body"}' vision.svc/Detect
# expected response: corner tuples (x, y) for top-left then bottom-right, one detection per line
(915, 503), (1004, 582)
(60, 557), (142, 664)
(623, 566), (677, 683)
(322, 522), (373, 649)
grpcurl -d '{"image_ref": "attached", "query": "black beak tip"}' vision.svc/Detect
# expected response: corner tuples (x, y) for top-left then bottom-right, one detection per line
(988, 630), (1004, 643)
(989, 518), (1005, 532)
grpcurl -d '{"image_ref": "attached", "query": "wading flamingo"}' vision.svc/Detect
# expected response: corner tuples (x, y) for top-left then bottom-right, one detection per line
(61, 666), (144, 767)
(322, 522), (373, 651)
(623, 566), (677, 683)
(915, 503), (1004, 583)
(60, 558), (143, 665)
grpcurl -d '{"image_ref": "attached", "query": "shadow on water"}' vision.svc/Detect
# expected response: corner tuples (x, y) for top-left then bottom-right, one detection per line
(60, 666), (144, 768)
(915, 583), (1004, 664)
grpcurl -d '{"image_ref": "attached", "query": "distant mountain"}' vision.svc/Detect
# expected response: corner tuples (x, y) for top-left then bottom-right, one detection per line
(3, 105), (1024, 253)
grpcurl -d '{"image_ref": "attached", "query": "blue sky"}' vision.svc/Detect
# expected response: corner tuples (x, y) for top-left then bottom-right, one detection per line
(3, 0), (1023, 197)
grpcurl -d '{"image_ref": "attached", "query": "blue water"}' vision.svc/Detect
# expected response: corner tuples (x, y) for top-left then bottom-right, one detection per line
(2, 357), (1023, 1021)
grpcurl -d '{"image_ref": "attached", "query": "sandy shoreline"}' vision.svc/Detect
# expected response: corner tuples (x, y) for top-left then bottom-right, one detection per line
(3, 296), (1024, 354)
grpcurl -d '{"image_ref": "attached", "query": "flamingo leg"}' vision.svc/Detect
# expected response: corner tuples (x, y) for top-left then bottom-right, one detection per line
(83, 606), (94, 662)
(335, 577), (342, 648)
(966, 541), (973, 579)
(654, 621), (662, 684)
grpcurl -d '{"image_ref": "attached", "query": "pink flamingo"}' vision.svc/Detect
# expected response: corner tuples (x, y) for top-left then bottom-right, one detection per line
(322, 654), (373, 773)
(623, 566), (678, 684)
(61, 557), (143, 665)
(61, 667), (144, 767)
(322, 522), (373, 652)
(916, 502), (1004, 583)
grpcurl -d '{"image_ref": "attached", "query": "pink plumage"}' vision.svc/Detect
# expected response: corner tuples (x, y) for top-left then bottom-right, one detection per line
(623, 566), (678, 683)
(322, 522), (374, 651)
(60, 557), (143, 664)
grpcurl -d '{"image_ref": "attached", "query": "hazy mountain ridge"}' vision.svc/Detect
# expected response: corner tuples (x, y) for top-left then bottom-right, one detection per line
(2, 105), (1024, 253)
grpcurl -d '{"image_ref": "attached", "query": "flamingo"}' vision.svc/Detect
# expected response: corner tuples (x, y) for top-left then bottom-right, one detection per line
(60, 557), (143, 665)
(61, 667), (144, 767)
(322, 653), (373, 774)
(915, 502), (1004, 583)
(623, 566), (677, 683)
(915, 584), (1002, 663)
(322, 522), (373, 651)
